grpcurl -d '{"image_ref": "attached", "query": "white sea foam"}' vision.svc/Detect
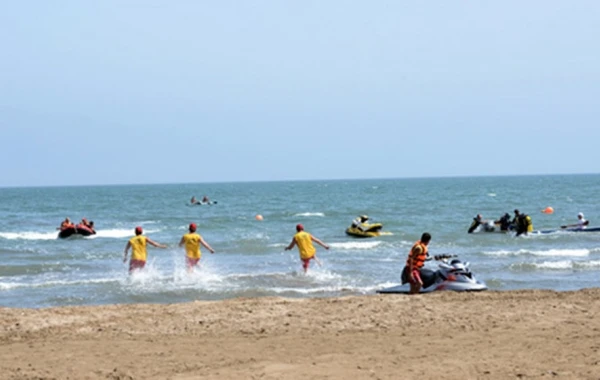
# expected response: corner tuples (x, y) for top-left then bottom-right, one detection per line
(269, 286), (362, 294)
(488, 193), (496, 197)
(0, 277), (118, 290)
(577, 260), (600, 268)
(0, 231), (58, 240)
(329, 241), (382, 250)
(484, 248), (589, 257)
(520, 260), (600, 270)
(533, 260), (574, 270)
(531, 249), (589, 257)
(294, 212), (325, 217)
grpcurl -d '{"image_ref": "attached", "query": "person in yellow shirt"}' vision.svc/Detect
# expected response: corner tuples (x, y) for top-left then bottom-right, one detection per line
(284, 224), (329, 273)
(178, 223), (215, 272)
(123, 226), (167, 273)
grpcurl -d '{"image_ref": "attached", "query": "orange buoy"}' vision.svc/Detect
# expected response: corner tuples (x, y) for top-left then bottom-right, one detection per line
(255, 214), (263, 221)
(542, 206), (554, 214)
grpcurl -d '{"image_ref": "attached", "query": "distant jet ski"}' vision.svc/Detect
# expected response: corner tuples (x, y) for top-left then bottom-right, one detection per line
(345, 223), (392, 238)
(378, 255), (487, 294)
(189, 200), (218, 206)
(533, 226), (600, 234)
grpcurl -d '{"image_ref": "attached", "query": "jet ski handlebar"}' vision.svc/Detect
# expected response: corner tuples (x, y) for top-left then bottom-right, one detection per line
(433, 254), (457, 261)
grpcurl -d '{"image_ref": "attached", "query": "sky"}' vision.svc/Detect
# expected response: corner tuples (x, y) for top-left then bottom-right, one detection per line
(1, 1), (599, 187)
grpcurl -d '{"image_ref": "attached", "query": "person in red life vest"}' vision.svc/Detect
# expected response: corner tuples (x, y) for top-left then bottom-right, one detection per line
(178, 222), (215, 272)
(123, 226), (167, 273)
(57, 217), (74, 230)
(402, 232), (432, 294)
(284, 224), (329, 273)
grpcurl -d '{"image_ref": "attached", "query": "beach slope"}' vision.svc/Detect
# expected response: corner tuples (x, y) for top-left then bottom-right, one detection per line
(2, 289), (600, 379)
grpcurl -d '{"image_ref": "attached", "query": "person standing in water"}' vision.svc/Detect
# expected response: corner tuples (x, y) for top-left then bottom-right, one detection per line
(285, 224), (329, 273)
(123, 226), (167, 273)
(178, 223), (215, 272)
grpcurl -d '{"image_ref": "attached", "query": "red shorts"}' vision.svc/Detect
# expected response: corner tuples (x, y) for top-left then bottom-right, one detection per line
(301, 257), (313, 269)
(129, 259), (146, 272)
(186, 257), (200, 268)
(410, 269), (422, 285)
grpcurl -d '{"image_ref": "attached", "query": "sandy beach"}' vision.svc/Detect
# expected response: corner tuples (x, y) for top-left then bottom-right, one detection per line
(2, 289), (600, 380)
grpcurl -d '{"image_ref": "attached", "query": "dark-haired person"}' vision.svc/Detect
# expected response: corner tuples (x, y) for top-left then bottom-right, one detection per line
(123, 226), (167, 273)
(468, 214), (484, 233)
(285, 224), (329, 273)
(402, 232), (432, 294)
(351, 215), (369, 231)
(179, 223), (215, 272)
(494, 213), (512, 232)
(513, 210), (533, 236)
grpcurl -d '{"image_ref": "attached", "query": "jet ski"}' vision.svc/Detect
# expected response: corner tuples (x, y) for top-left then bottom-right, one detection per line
(533, 226), (600, 234)
(377, 255), (487, 293)
(58, 224), (96, 239)
(345, 223), (391, 238)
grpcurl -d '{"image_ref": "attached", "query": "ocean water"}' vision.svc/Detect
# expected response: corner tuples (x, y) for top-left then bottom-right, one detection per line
(1, 175), (599, 308)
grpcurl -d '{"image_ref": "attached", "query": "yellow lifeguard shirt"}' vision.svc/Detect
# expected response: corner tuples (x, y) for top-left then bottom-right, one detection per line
(294, 231), (315, 260)
(182, 232), (202, 259)
(129, 235), (148, 261)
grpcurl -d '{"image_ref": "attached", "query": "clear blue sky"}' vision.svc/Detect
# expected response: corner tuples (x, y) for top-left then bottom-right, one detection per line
(1, 1), (598, 187)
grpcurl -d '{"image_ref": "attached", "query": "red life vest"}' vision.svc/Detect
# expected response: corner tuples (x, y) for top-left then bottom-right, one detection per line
(406, 241), (428, 269)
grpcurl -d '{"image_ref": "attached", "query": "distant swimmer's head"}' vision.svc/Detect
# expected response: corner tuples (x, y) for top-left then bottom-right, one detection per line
(420, 232), (432, 244)
(514, 209), (520, 215)
(578, 212), (584, 219)
(89, 221), (94, 227)
(135, 226), (143, 235)
(189, 223), (197, 232)
(296, 224), (304, 232)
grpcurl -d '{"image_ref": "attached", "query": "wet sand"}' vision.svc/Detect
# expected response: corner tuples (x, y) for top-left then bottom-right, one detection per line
(2, 289), (600, 379)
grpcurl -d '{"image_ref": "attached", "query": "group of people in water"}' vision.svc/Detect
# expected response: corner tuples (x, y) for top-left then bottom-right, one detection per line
(122, 223), (327, 274)
(468, 210), (590, 235)
(57, 217), (96, 235)
(56, 206), (591, 288)
(123, 224), (216, 273)
(468, 209), (533, 236)
(190, 195), (211, 205)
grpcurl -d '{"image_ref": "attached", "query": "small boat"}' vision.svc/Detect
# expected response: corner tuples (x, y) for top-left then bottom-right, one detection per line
(58, 224), (96, 239)
(533, 226), (600, 234)
(345, 223), (392, 238)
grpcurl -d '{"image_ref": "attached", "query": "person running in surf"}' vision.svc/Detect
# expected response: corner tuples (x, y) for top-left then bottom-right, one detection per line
(178, 223), (215, 272)
(123, 226), (167, 273)
(285, 224), (329, 273)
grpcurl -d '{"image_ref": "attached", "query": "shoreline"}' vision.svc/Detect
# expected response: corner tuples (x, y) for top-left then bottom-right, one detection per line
(2, 288), (600, 379)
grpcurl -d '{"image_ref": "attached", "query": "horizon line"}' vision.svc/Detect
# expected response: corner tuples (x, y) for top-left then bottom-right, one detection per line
(1, 172), (598, 190)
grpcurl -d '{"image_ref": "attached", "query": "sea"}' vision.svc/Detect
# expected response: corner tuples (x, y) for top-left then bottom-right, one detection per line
(1, 175), (599, 308)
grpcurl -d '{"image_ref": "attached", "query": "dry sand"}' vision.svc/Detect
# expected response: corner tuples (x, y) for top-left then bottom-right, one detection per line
(2, 289), (600, 380)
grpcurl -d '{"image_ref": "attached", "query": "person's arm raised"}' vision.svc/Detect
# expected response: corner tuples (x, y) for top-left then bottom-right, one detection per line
(147, 238), (167, 249)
